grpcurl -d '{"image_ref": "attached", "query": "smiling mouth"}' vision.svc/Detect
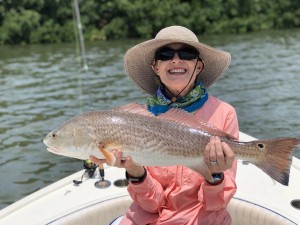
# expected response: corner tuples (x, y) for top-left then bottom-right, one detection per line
(168, 69), (187, 74)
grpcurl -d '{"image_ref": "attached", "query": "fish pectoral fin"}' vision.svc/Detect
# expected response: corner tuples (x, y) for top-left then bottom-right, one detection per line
(190, 162), (214, 183)
(97, 142), (116, 166)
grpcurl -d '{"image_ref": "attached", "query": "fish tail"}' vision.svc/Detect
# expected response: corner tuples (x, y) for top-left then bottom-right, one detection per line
(254, 138), (300, 186)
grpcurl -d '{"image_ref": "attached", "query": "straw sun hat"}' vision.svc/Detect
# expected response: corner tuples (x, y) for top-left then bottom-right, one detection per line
(124, 25), (231, 96)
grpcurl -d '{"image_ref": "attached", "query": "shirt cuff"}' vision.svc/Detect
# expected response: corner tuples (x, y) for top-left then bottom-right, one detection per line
(128, 172), (155, 193)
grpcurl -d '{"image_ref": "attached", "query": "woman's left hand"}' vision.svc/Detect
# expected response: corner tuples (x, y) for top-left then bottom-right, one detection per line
(204, 136), (235, 174)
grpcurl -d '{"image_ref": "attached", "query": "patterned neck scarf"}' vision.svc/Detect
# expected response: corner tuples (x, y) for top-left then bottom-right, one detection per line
(147, 82), (208, 116)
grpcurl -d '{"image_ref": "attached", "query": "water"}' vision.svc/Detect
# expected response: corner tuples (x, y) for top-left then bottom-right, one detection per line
(0, 29), (300, 210)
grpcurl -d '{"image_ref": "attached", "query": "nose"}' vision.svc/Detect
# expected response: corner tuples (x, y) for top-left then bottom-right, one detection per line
(171, 52), (182, 62)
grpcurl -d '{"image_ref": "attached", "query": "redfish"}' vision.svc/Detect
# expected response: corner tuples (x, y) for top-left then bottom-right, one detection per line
(43, 103), (300, 185)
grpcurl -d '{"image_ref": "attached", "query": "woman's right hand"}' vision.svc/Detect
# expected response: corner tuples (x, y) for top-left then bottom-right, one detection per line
(89, 150), (145, 177)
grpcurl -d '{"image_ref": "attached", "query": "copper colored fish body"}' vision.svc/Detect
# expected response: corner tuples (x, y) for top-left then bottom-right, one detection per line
(43, 103), (300, 185)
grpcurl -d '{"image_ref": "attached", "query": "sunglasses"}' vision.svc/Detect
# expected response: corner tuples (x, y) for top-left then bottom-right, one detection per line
(155, 46), (199, 61)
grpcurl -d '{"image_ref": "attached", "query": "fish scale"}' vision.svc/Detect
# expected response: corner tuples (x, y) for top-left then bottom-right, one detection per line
(43, 103), (300, 185)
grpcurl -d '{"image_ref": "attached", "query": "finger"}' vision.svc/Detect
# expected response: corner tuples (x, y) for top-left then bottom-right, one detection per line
(206, 138), (221, 173)
(113, 149), (123, 167)
(112, 150), (136, 169)
(204, 141), (211, 166)
(214, 137), (225, 167)
(208, 136), (217, 162)
(222, 142), (235, 169)
(123, 156), (135, 168)
(89, 156), (106, 165)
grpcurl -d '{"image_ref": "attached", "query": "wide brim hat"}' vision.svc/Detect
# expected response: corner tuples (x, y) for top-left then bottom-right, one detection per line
(124, 25), (231, 96)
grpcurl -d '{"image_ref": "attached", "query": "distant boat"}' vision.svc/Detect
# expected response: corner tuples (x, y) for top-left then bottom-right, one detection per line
(0, 132), (299, 225)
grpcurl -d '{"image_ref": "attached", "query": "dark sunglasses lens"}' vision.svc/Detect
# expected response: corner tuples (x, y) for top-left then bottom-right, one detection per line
(178, 48), (198, 60)
(156, 49), (175, 60)
(155, 47), (198, 60)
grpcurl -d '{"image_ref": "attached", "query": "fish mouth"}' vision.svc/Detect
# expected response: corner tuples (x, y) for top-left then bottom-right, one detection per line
(47, 147), (60, 153)
(43, 138), (60, 153)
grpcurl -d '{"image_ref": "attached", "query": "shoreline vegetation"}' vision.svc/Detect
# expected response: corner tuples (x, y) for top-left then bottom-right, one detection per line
(0, 0), (299, 45)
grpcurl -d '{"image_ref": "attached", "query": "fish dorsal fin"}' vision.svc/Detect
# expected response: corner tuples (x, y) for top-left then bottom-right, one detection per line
(114, 104), (234, 140)
(113, 103), (153, 116)
(158, 108), (235, 139)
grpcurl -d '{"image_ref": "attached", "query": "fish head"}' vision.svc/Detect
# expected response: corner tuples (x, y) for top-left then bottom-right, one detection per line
(43, 118), (97, 160)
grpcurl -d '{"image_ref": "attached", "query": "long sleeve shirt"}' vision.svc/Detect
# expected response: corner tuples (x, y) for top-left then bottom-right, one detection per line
(120, 95), (239, 225)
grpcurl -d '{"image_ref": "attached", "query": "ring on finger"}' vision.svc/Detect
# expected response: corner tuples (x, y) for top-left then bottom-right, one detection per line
(209, 160), (218, 165)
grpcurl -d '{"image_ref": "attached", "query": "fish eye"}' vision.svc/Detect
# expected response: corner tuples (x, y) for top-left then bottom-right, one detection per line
(52, 133), (57, 138)
(257, 143), (264, 148)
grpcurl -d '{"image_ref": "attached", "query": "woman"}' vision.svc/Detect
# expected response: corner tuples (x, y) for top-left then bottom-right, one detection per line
(91, 25), (239, 225)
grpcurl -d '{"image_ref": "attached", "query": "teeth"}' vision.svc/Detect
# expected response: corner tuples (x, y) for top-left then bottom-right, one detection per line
(169, 69), (186, 74)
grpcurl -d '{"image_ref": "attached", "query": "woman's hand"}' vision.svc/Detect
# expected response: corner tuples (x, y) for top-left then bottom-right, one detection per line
(204, 136), (235, 174)
(89, 150), (145, 177)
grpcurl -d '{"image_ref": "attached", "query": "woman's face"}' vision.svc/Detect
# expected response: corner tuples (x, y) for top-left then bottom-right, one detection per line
(152, 43), (203, 97)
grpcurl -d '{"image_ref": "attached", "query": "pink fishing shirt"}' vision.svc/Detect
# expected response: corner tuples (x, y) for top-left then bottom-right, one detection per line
(120, 95), (239, 225)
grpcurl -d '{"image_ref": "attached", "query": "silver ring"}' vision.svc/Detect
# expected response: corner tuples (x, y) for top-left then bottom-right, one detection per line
(210, 160), (218, 165)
